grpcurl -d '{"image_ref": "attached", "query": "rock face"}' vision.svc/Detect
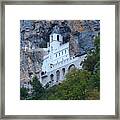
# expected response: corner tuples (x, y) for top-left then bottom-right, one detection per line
(20, 49), (44, 82)
(20, 20), (100, 84)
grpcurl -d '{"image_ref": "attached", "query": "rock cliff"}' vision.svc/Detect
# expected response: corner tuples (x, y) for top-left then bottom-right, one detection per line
(20, 20), (100, 83)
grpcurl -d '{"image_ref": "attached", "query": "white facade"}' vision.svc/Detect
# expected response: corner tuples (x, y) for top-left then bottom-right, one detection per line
(40, 32), (86, 87)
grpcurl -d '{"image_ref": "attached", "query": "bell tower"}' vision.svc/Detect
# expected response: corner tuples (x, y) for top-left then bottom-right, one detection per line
(49, 26), (63, 52)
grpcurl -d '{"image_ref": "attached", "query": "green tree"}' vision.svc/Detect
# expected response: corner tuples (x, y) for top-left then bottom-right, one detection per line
(86, 69), (100, 100)
(80, 35), (100, 99)
(30, 76), (45, 100)
(20, 87), (28, 100)
(81, 35), (100, 72)
(47, 69), (92, 100)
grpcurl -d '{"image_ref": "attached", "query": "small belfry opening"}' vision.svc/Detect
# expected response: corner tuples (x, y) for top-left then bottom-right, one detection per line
(57, 35), (59, 41)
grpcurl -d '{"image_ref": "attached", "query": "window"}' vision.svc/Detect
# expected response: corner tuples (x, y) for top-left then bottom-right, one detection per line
(56, 70), (60, 81)
(62, 68), (65, 77)
(41, 71), (44, 76)
(51, 35), (53, 41)
(50, 74), (54, 81)
(65, 49), (66, 54)
(68, 64), (75, 71)
(62, 51), (63, 55)
(51, 46), (53, 51)
(56, 54), (57, 57)
(50, 64), (53, 68)
(59, 53), (60, 56)
(57, 35), (59, 41)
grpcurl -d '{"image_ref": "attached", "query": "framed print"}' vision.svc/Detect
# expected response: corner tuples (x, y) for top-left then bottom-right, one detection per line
(0, 0), (119, 119)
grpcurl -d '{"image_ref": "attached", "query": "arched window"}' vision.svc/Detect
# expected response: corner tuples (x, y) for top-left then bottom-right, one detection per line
(50, 74), (54, 81)
(56, 70), (60, 81)
(68, 64), (75, 71)
(62, 68), (65, 77)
